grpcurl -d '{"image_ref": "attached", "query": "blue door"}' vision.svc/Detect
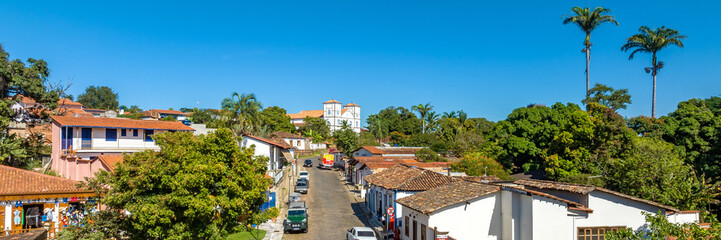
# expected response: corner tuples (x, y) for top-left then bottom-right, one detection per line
(260, 192), (276, 211)
(81, 128), (92, 149)
(61, 128), (73, 149)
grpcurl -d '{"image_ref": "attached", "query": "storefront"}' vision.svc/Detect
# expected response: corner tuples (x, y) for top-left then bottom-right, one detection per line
(1, 165), (98, 238)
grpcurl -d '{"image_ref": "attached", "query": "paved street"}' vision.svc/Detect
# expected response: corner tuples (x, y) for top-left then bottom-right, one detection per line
(283, 157), (374, 240)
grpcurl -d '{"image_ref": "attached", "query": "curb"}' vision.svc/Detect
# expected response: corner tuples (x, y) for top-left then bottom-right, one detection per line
(337, 171), (385, 240)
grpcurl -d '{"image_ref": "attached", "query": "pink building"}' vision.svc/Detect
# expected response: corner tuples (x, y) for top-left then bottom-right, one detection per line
(50, 115), (194, 181)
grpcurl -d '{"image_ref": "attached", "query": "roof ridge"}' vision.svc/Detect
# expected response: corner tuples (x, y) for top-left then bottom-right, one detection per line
(0, 165), (78, 183)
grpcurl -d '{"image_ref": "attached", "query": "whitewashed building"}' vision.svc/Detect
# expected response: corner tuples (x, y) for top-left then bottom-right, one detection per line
(395, 179), (701, 240)
(363, 164), (456, 228)
(240, 134), (294, 184)
(287, 99), (361, 133)
(50, 115), (195, 181)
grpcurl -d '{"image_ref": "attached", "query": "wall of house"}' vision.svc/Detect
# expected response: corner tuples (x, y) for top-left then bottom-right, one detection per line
(241, 137), (282, 173)
(575, 191), (667, 236)
(531, 196), (572, 240)
(400, 207), (431, 240)
(426, 193), (502, 240)
(667, 211), (700, 224)
(525, 187), (588, 206)
(352, 149), (374, 158)
(283, 138), (307, 150)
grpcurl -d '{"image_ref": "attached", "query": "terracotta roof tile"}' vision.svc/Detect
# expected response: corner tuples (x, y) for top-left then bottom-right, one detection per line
(323, 99), (340, 104)
(272, 131), (307, 139)
(456, 175), (502, 183)
(287, 110), (324, 119)
(343, 102), (360, 107)
(243, 134), (292, 149)
(151, 109), (189, 115)
(396, 181), (499, 214)
(514, 179), (680, 212)
(51, 115), (195, 131)
(354, 146), (425, 155)
(364, 164), (457, 191)
(0, 165), (92, 196)
(95, 155), (124, 172)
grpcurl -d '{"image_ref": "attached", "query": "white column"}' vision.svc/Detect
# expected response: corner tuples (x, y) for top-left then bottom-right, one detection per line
(4, 204), (11, 230)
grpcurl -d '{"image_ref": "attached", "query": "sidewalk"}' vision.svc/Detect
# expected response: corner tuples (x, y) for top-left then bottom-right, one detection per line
(258, 220), (284, 240)
(338, 171), (386, 239)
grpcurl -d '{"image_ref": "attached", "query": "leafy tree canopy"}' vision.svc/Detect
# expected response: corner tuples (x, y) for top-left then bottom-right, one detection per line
(366, 106), (421, 136)
(260, 106), (296, 133)
(333, 122), (358, 157)
(582, 83), (632, 110)
(64, 129), (271, 239)
(451, 152), (509, 179)
(77, 85), (119, 110)
(299, 116), (330, 141)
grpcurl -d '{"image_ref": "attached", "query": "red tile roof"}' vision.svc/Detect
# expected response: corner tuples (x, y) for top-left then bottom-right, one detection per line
(151, 109), (189, 115)
(396, 181), (500, 214)
(343, 102), (360, 107)
(95, 155), (124, 172)
(323, 99), (340, 104)
(272, 131), (307, 139)
(515, 179), (680, 212)
(51, 115), (195, 131)
(287, 110), (324, 119)
(0, 165), (92, 196)
(364, 164), (457, 191)
(15, 94), (83, 107)
(354, 146), (425, 155)
(455, 175), (502, 183)
(243, 134), (292, 149)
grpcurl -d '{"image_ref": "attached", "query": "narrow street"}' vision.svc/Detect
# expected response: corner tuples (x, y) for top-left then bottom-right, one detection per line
(283, 157), (375, 240)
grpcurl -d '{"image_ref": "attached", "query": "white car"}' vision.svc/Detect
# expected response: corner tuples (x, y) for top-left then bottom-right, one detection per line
(346, 227), (376, 240)
(299, 171), (309, 182)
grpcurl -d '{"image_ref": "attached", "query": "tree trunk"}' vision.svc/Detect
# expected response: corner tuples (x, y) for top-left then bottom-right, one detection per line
(652, 72), (657, 118)
(585, 45), (590, 98)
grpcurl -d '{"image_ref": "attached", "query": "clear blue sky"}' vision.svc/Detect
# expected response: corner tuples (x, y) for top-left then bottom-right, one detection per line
(1, 1), (719, 122)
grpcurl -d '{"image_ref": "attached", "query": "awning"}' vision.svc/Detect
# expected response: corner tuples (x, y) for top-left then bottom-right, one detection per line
(281, 151), (295, 164)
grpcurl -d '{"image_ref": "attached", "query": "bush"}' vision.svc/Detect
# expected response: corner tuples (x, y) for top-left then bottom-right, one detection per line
(415, 148), (446, 162)
(452, 152), (510, 179)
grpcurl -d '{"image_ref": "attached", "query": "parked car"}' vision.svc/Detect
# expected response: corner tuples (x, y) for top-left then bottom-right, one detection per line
(284, 201), (308, 233)
(303, 159), (313, 167)
(295, 179), (308, 194)
(346, 227), (376, 240)
(299, 171), (309, 182)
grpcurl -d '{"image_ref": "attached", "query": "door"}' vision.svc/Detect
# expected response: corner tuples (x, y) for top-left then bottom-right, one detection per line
(81, 128), (92, 149)
(61, 128), (73, 150)
(413, 220), (417, 240)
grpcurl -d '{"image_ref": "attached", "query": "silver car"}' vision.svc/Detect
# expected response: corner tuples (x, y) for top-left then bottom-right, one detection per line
(346, 227), (376, 240)
(295, 179), (308, 194)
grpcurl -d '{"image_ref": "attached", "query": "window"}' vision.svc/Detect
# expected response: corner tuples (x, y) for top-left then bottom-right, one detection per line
(337, 110), (340, 115)
(106, 129), (117, 141)
(421, 223), (426, 240)
(145, 130), (154, 142)
(327, 110), (331, 115)
(133, 129), (138, 137)
(577, 226), (623, 240)
(297, 140), (301, 146)
(412, 220), (417, 240)
(405, 216), (409, 236)
(121, 129), (127, 136)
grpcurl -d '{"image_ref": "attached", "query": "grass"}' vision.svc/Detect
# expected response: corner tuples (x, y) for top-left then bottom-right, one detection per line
(226, 229), (266, 240)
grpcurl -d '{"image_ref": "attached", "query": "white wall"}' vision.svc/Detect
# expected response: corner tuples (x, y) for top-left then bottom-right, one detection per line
(66, 127), (161, 151)
(575, 191), (665, 233)
(667, 211), (700, 224)
(531, 196), (573, 240)
(283, 137), (306, 150)
(427, 193), (502, 240)
(400, 207), (431, 240)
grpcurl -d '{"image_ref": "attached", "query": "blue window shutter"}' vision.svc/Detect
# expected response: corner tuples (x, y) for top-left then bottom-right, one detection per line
(145, 130), (154, 142)
(133, 129), (138, 137)
(106, 129), (117, 141)
(121, 129), (127, 136)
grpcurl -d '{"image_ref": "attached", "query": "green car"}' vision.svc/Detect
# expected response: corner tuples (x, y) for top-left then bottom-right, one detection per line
(284, 201), (308, 233)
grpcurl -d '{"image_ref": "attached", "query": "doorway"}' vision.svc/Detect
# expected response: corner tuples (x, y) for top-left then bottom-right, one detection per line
(81, 128), (92, 149)
(23, 204), (43, 229)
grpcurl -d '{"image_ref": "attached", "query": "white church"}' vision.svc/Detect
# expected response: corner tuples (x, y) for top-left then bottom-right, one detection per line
(287, 99), (361, 133)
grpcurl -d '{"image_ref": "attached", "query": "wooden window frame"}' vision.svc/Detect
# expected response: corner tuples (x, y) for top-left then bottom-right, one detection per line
(577, 226), (624, 240)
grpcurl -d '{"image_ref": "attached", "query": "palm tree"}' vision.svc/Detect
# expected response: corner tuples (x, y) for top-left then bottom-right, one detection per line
(442, 111), (458, 119)
(425, 111), (439, 132)
(368, 116), (388, 144)
(221, 92), (263, 135)
(562, 6), (619, 98)
(621, 26), (686, 118)
(412, 103), (434, 133)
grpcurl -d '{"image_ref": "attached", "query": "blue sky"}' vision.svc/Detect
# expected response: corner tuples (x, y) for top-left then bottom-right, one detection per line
(1, 1), (719, 122)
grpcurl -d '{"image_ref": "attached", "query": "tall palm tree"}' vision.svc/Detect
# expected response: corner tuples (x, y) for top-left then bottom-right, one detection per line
(621, 26), (686, 118)
(425, 111), (439, 132)
(563, 6), (619, 98)
(412, 103), (434, 133)
(221, 92), (263, 135)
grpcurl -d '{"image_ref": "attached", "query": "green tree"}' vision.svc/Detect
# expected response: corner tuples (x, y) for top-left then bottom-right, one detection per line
(451, 152), (509, 179)
(622, 26), (686, 118)
(367, 115), (388, 144)
(221, 92), (263, 135)
(62, 129), (271, 239)
(366, 107), (421, 136)
(415, 148), (446, 162)
(562, 6), (619, 97)
(425, 111), (440, 132)
(627, 116), (666, 139)
(333, 122), (358, 157)
(299, 116), (330, 141)
(606, 212), (721, 240)
(358, 132), (380, 147)
(260, 106), (296, 133)
(77, 86), (119, 110)
(412, 103), (434, 133)
(581, 83), (632, 110)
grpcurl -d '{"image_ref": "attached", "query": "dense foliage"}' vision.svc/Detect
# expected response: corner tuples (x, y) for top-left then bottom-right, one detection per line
(606, 212), (721, 239)
(451, 152), (509, 179)
(77, 85), (119, 110)
(60, 129), (271, 239)
(259, 106), (296, 134)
